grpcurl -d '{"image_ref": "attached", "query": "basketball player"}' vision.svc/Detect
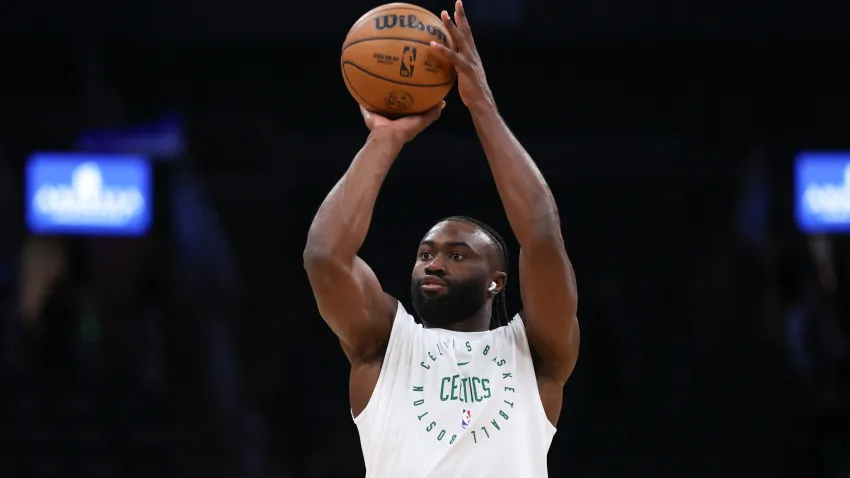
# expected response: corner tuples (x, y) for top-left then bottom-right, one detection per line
(303, 1), (579, 476)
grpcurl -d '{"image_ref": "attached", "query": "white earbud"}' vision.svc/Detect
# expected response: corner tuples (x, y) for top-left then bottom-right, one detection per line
(489, 282), (497, 292)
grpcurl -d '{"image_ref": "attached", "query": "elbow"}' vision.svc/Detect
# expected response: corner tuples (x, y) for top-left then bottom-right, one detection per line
(303, 242), (333, 270)
(525, 212), (563, 247)
(303, 227), (337, 263)
(303, 242), (354, 275)
(534, 201), (561, 231)
(303, 223), (357, 267)
(303, 248), (337, 282)
(516, 197), (561, 242)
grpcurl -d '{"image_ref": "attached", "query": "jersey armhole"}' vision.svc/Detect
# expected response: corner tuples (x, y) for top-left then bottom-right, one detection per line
(352, 300), (417, 424)
(510, 315), (558, 435)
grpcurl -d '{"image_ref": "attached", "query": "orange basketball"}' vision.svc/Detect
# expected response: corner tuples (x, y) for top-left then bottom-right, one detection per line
(341, 3), (456, 117)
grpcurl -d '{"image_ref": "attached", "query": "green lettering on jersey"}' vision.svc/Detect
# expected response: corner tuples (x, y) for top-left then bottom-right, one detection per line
(439, 377), (451, 401)
(437, 375), (492, 403)
(469, 377), (479, 402)
(481, 378), (491, 399)
(450, 375), (459, 400)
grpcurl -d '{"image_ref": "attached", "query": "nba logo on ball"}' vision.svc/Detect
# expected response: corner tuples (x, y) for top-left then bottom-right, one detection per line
(400, 46), (417, 78)
(461, 409), (472, 429)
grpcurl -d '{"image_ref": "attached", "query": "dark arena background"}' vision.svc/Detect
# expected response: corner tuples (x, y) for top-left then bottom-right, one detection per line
(0, 0), (849, 477)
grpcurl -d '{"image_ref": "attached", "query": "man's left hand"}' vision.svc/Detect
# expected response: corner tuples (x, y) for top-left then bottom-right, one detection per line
(429, 0), (495, 111)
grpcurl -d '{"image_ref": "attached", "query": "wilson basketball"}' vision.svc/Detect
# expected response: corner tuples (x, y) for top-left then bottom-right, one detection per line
(341, 3), (456, 117)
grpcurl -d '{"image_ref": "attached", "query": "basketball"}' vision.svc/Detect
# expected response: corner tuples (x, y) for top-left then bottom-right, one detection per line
(341, 3), (456, 117)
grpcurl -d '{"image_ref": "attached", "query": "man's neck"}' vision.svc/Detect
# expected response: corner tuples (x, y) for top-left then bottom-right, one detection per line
(423, 304), (492, 332)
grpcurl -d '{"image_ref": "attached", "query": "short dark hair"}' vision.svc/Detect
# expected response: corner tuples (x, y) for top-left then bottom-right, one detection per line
(442, 216), (512, 329)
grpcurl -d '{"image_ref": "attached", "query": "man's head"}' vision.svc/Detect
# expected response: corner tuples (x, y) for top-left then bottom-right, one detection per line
(410, 216), (510, 330)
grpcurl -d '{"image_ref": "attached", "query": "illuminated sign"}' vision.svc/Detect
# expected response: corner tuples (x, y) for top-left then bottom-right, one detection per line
(25, 152), (152, 236)
(795, 151), (850, 234)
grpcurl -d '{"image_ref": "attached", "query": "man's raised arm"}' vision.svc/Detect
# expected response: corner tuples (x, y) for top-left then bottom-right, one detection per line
(431, 2), (579, 386)
(303, 105), (444, 362)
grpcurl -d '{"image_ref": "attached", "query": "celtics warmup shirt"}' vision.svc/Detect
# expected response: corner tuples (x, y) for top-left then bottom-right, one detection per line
(353, 302), (556, 477)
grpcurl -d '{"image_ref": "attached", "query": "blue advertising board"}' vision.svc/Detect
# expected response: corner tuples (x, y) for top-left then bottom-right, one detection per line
(795, 151), (850, 234)
(25, 152), (152, 236)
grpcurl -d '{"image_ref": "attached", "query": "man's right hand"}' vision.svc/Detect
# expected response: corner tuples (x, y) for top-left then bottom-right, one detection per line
(360, 101), (446, 144)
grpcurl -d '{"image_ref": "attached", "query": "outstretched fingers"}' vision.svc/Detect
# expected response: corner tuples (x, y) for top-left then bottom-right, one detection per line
(453, 0), (478, 53)
(432, 9), (475, 72)
(440, 10), (468, 53)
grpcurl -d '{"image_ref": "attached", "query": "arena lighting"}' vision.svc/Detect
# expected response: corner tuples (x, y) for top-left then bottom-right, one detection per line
(25, 152), (152, 236)
(795, 151), (850, 234)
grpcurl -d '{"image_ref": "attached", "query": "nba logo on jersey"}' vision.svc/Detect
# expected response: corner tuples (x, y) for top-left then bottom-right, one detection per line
(461, 409), (472, 429)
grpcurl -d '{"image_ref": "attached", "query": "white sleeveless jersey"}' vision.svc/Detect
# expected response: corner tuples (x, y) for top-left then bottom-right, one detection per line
(353, 301), (556, 478)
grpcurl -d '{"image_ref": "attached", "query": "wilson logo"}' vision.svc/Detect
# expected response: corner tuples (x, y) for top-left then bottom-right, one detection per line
(374, 14), (448, 44)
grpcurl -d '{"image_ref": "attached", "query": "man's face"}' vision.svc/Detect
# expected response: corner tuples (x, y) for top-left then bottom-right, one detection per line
(410, 220), (495, 327)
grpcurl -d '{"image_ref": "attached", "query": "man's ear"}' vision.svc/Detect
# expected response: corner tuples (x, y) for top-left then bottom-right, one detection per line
(490, 271), (507, 295)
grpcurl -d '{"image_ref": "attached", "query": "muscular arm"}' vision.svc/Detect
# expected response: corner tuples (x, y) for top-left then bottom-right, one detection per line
(303, 133), (402, 362)
(470, 102), (580, 385)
